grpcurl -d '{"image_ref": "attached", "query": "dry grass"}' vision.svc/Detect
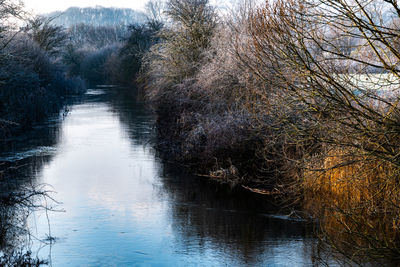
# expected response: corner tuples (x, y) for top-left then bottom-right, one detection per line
(303, 149), (400, 262)
(138, 0), (400, 264)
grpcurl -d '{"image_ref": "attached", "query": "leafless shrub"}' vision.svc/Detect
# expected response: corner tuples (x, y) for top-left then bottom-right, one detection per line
(141, 0), (217, 99)
(246, 0), (400, 262)
(139, 0), (400, 263)
(0, 164), (59, 266)
(23, 16), (68, 57)
(0, 0), (24, 50)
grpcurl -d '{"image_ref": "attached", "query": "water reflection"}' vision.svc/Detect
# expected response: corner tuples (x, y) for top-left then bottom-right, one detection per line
(0, 109), (64, 264)
(1, 87), (322, 266)
(112, 88), (317, 266)
(159, 168), (315, 266)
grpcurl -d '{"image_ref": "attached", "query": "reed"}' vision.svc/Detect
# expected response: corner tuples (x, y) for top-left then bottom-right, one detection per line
(303, 149), (400, 262)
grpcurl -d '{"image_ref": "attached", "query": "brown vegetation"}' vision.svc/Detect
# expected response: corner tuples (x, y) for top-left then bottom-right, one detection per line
(139, 0), (400, 263)
(303, 150), (400, 262)
(248, 0), (400, 263)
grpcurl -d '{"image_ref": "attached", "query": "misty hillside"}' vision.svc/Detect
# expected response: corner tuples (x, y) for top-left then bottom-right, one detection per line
(46, 6), (147, 27)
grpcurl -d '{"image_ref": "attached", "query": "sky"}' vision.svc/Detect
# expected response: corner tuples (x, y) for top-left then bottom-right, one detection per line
(24, 0), (150, 14)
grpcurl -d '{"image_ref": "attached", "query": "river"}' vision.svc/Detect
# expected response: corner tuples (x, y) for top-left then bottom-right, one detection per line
(0, 87), (321, 266)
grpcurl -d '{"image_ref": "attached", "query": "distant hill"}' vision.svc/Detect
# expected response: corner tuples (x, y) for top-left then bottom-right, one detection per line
(46, 6), (147, 27)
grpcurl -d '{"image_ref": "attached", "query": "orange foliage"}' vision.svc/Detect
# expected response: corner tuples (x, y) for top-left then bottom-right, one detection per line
(303, 150), (400, 260)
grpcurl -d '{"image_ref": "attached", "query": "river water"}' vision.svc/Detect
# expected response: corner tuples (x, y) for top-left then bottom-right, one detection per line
(0, 88), (320, 266)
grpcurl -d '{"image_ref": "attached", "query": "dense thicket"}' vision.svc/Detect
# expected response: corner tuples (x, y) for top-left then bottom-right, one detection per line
(61, 21), (160, 87)
(247, 1), (400, 263)
(40, 6), (161, 88)
(0, 37), (83, 132)
(141, 0), (301, 190)
(0, 8), (86, 138)
(0, 3), (81, 264)
(140, 0), (400, 264)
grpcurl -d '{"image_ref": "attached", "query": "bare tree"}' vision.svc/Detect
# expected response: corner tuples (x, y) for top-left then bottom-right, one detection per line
(24, 16), (68, 56)
(250, 0), (400, 165)
(247, 0), (400, 262)
(0, 0), (24, 50)
(142, 0), (217, 100)
(145, 0), (166, 23)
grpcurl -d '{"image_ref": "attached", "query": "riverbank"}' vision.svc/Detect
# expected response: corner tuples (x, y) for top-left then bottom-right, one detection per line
(0, 42), (85, 139)
(0, 86), (321, 266)
(138, 0), (400, 265)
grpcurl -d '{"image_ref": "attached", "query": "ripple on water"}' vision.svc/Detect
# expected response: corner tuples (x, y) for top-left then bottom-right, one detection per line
(0, 146), (57, 162)
(85, 89), (106, 96)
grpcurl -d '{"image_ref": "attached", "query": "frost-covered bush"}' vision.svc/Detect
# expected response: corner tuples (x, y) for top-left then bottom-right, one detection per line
(0, 35), (86, 136)
(139, 0), (307, 192)
(79, 44), (120, 85)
